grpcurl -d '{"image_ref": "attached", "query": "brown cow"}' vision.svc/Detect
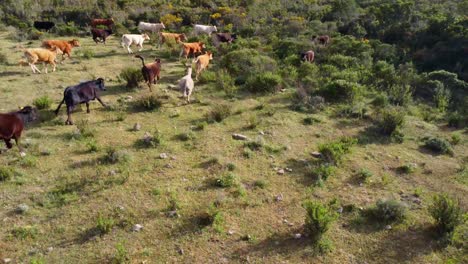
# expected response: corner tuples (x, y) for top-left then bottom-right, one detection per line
(0, 106), (38, 156)
(194, 51), (213, 81)
(42, 39), (80, 62)
(159, 32), (187, 48)
(300, 50), (315, 63)
(91, 18), (114, 29)
(135, 55), (161, 92)
(180, 42), (205, 60)
(314, 35), (330, 45)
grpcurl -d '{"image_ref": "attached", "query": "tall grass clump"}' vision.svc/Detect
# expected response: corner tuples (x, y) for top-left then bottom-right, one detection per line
(303, 200), (337, 253)
(429, 194), (463, 243)
(318, 137), (357, 165)
(0, 166), (14, 181)
(206, 104), (232, 123)
(33, 95), (53, 110)
(120, 67), (144, 89)
(376, 108), (405, 136)
(365, 199), (407, 224)
(423, 137), (453, 155)
(134, 94), (162, 111)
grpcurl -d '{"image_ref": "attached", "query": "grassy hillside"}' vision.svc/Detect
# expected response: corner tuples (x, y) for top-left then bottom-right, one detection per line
(0, 30), (466, 263)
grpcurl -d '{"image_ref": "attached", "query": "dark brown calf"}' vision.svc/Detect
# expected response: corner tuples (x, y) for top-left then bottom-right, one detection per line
(135, 55), (161, 92)
(0, 106), (38, 156)
(300, 50), (315, 63)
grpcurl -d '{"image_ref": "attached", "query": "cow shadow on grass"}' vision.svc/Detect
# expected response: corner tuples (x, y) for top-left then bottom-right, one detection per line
(284, 158), (320, 186)
(0, 71), (23, 77)
(356, 125), (393, 146)
(231, 228), (313, 261)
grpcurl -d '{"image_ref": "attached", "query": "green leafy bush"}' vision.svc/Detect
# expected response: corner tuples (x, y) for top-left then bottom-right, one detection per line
(447, 112), (467, 128)
(134, 94), (162, 111)
(11, 225), (38, 240)
(120, 67), (144, 89)
(429, 194), (463, 242)
(303, 200), (337, 241)
(220, 49), (277, 83)
(0, 166), (14, 181)
(215, 173), (238, 188)
(244, 72), (282, 93)
(216, 70), (237, 97)
(33, 95), (52, 110)
(307, 164), (336, 182)
(423, 137), (453, 155)
(318, 137), (357, 165)
(320, 80), (363, 102)
(376, 108), (405, 136)
(96, 214), (115, 235)
(206, 104), (232, 123)
(104, 148), (133, 164)
(366, 199), (407, 224)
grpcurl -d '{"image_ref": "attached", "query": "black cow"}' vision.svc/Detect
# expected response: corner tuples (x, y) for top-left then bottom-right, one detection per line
(212, 33), (237, 47)
(91, 28), (113, 44)
(34, 21), (55, 32)
(55, 78), (107, 125)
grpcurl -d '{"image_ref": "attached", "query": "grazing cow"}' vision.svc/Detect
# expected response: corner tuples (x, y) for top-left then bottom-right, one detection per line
(158, 32), (187, 48)
(0, 106), (38, 156)
(121, 34), (150, 54)
(180, 42), (205, 60)
(213, 33), (237, 45)
(41, 39), (80, 62)
(91, 18), (114, 29)
(300, 50), (315, 63)
(138, 22), (165, 33)
(194, 51), (213, 81)
(91, 28), (113, 44)
(193, 24), (217, 36)
(55, 78), (107, 125)
(179, 67), (194, 103)
(33, 21), (55, 31)
(23, 47), (63, 74)
(135, 55), (161, 92)
(314, 35), (330, 45)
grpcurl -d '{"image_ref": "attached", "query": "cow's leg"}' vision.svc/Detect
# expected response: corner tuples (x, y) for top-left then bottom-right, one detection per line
(127, 46), (133, 54)
(96, 97), (106, 108)
(44, 62), (48, 74)
(138, 43), (143, 52)
(51, 62), (57, 72)
(13, 136), (26, 157)
(29, 63), (36, 73)
(4, 139), (13, 149)
(86, 102), (90, 113)
(66, 106), (73, 125)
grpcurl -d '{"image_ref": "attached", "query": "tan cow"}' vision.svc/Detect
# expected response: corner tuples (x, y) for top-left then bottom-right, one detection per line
(194, 51), (213, 81)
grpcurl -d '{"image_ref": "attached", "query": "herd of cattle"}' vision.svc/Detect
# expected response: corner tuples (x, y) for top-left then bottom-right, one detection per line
(2, 19), (326, 156)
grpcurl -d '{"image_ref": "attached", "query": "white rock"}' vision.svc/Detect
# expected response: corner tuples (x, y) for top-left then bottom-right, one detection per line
(385, 225), (392, 230)
(232, 133), (249, 140)
(133, 123), (141, 131)
(275, 194), (284, 202)
(47, 247), (54, 252)
(227, 230), (235, 235)
(294, 233), (302, 239)
(159, 153), (168, 159)
(20, 152), (26, 157)
(277, 169), (285, 175)
(16, 204), (29, 214)
(132, 224), (143, 232)
(2, 258), (12, 264)
(311, 151), (321, 158)
(285, 168), (293, 172)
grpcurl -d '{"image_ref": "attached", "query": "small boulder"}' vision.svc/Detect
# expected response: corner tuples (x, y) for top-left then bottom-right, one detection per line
(159, 153), (168, 159)
(277, 169), (285, 175)
(16, 204), (29, 214)
(2, 259), (12, 264)
(311, 151), (322, 158)
(294, 233), (302, 239)
(132, 224), (143, 232)
(385, 225), (392, 230)
(275, 194), (284, 202)
(133, 123), (141, 131)
(232, 133), (249, 140)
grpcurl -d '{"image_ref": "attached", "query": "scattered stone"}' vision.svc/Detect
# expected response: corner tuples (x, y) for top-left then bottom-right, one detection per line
(16, 204), (29, 214)
(294, 233), (302, 239)
(259, 131), (265, 135)
(133, 123), (141, 131)
(385, 225), (392, 230)
(132, 224), (143, 232)
(275, 194), (284, 202)
(274, 241), (280, 245)
(2, 259), (12, 264)
(337, 207), (343, 214)
(277, 169), (285, 175)
(311, 151), (322, 158)
(142, 132), (153, 144)
(116, 205), (125, 211)
(164, 164), (174, 169)
(285, 167), (293, 172)
(126, 95), (133, 100)
(176, 246), (184, 255)
(167, 210), (179, 218)
(20, 152), (26, 157)
(47, 247), (54, 252)
(108, 170), (117, 176)
(227, 230), (235, 235)
(232, 133), (249, 140)
(159, 153), (168, 159)
(170, 156), (177, 160)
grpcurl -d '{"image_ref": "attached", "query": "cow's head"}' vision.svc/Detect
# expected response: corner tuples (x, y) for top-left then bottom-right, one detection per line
(154, 58), (161, 64)
(200, 42), (206, 48)
(70, 39), (80, 47)
(160, 22), (166, 29)
(213, 26), (217, 32)
(95, 78), (106, 91)
(206, 51), (213, 60)
(142, 33), (150, 40)
(17, 106), (38, 123)
(231, 34), (237, 41)
(180, 34), (187, 42)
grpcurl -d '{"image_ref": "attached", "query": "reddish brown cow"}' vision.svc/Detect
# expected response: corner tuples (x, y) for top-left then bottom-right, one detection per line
(42, 39), (80, 61)
(300, 50), (315, 63)
(0, 106), (38, 156)
(91, 18), (114, 29)
(180, 42), (205, 59)
(135, 55), (161, 92)
(314, 35), (330, 45)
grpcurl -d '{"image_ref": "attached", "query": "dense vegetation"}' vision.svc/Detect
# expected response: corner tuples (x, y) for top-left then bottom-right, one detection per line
(0, 0), (466, 263)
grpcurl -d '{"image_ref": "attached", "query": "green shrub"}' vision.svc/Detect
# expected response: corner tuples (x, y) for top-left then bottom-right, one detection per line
(137, 131), (163, 148)
(376, 108), (405, 136)
(86, 139), (99, 152)
(80, 49), (95, 60)
(96, 214), (115, 235)
(0, 166), (14, 181)
(176, 131), (195, 141)
(220, 49), (277, 82)
(423, 137), (453, 155)
(372, 93), (389, 107)
(120, 67), (144, 89)
(447, 112), (467, 128)
(397, 163), (417, 174)
(104, 148), (133, 164)
(134, 94), (162, 111)
(244, 72), (282, 93)
(253, 179), (267, 189)
(318, 137), (357, 165)
(0, 52), (8, 64)
(197, 71), (217, 84)
(357, 168), (373, 183)
(33, 95), (52, 110)
(217, 70), (237, 97)
(55, 22), (79, 36)
(433, 82), (451, 112)
(320, 80), (363, 102)
(429, 194), (462, 242)
(215, 173), (238, 188)
(308, 164), (336, 182)
(244, 139), (264, 151)
(76, 120), (95, 139)
(451, 133), (461, 145)
(113, 242), (130, 264)
(206, 104), (232, 123)
(11, 225), (38, 240)
(226, 163), (236, 171)
(303, 200), (337, 241)
(366, 199), (407, 224)
(388, 84), (412, 106)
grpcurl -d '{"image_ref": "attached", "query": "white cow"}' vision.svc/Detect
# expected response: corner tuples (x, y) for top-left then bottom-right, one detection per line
(179, 67), (194, 103)
(193, 24), (217, 36)
(138, 22), (165, 33)
(121, 33), (150, 54)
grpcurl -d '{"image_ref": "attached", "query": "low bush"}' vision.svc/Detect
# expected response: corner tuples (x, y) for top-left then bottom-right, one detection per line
(372, 93), (389, 107)
(11, 225), (38, 240)
(134, 94), (162, 111)
(0, 51), (8, 64)
(215, 173), (238, 188)
(357, 168), (373, 183)
(447, 112), (467, 128)
(303, 200), (337, 242)
(429, 194), (463, 242)
(0, 166), (14, 181)
(307, 164), (336, 182)
(104, 148), (133, 164)
(366, 199), (407, 224)
(120, 67), (144, 89)
(206, 104), (232, 123)
(197, 71), (217, 84)
(292, 86), (326, 112)
(388, 84), (412, 106)
(423, 137), (453, 155)
(320, 80), (363, 103)
(318, 137), (357, 165)
(76, 120), (96, 139)
(96, 214), (115, 235)
(397, 163), (417, 174)
(137, 131), (163, 148)
(55, 22), (79, 36)
(80, 49), (95, 60)
(244, 72), (282, 93)
(176, 131), (195, 141)
(376, 108), (405, 136)
(217, 70), (237, 97)
(33, 95), (53, 110)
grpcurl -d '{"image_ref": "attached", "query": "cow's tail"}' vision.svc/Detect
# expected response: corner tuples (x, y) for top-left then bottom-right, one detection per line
(135, 55), (146, 68)
(192, 57), (199, 65)
(54, 98), (65, 115)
